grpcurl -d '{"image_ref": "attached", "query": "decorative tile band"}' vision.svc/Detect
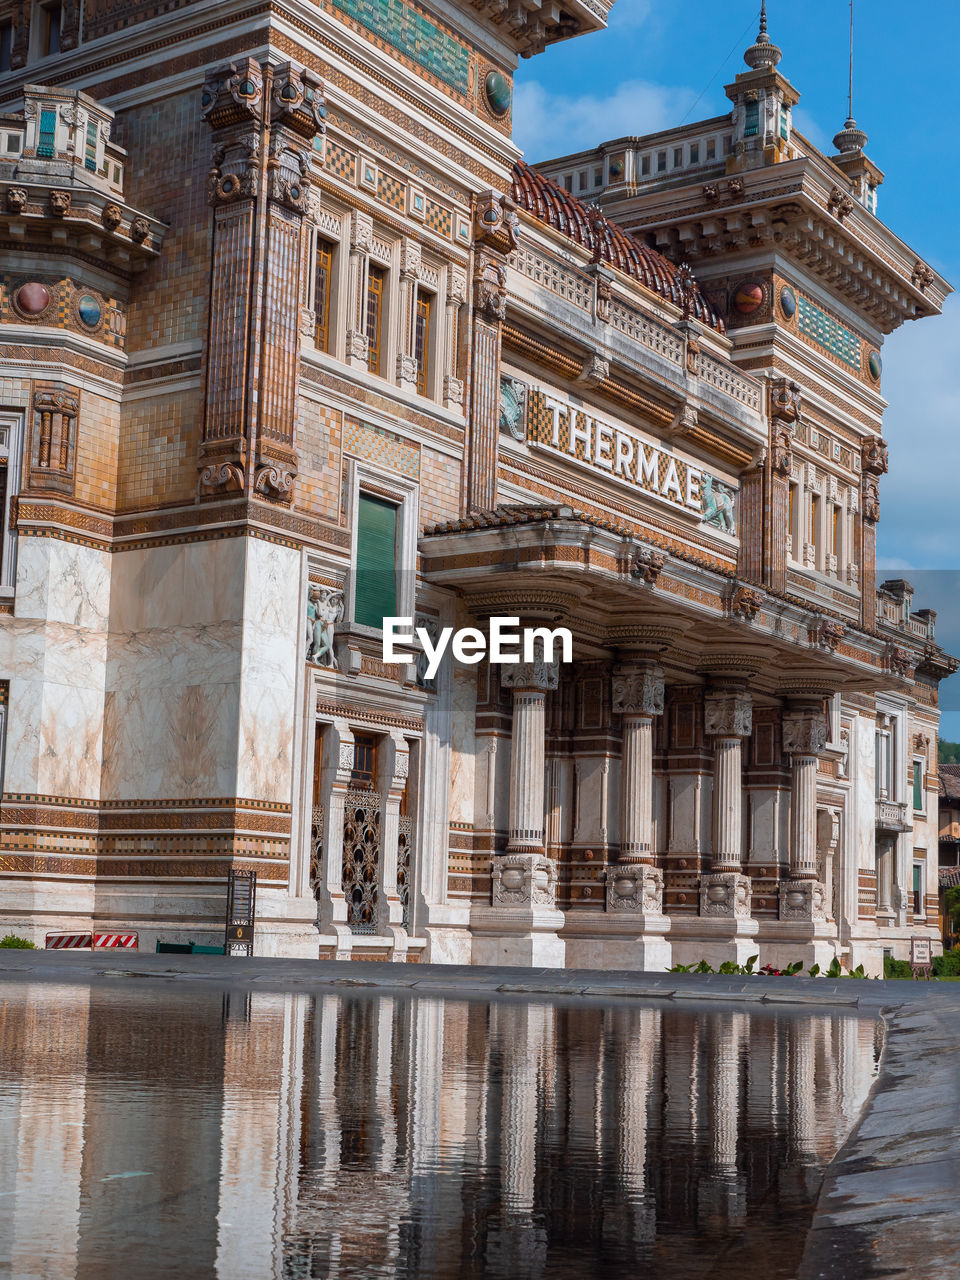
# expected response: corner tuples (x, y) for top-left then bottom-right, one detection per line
(343, 417), (420, 478)
(797, 296), (861, 371)
(329, 0), (471, 95)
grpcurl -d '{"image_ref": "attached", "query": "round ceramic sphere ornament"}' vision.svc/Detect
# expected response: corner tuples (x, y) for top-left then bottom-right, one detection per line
(733, 282), (765, 315)
(15, 282), (50, 314)
(868, 350), (882, 380)
(484, 70), (512, 118)
(779, 285), (797, 320)
(77, 294), (102, 328)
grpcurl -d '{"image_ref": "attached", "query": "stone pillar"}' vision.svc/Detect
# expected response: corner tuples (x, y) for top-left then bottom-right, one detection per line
(442, 264), (467, 410)
(470, 658), (565, 967)
(396, 237), (421, 392)
(614, 665), (664, 865)
(779, 705), (828, 923)
(344, 210), (373, 369)
(504, 662), (556, 854)
(700, 689), (752, 918)
(859, 437), (888, 631)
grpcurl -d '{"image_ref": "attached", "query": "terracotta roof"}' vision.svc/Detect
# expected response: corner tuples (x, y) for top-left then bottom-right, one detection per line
(512, 161), (724, 332)
(940, 763), (960, 803)
(939, 865), (960, 888)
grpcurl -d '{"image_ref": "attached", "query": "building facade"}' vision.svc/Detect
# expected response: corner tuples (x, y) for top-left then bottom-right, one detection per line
(0, 0), (953, 972)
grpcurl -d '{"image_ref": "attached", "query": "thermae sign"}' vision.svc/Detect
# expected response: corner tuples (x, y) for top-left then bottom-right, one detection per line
(526, 389), (737, 535)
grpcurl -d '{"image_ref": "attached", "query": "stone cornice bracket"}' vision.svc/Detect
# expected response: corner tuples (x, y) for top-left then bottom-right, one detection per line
(703, 688), (753, 739)
(501, 659), (560, 693)
(629, 545), (666, 585)
(611, 664), (665, 718)
(861, 436), (889, 476)
(577, 353), (610, 387)
(808, 617), (846, 651)
(474, 250), (507, 323)
(474, 189), (520, 256)
(885, 645), (915, 681)
(201, 57), (265, 131)
(781, 706), (828, 757)
(730, 583), (763, 622)
(270, 63), (327, 141)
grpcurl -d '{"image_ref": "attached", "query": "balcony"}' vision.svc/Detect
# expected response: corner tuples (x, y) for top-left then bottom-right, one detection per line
(876, 799), (910, 833)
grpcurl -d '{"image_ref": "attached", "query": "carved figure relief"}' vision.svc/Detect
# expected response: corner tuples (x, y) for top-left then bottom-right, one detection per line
(499, 376), (526, 440)
(306, 586), (344, 668)
(701, 475), (737, 534)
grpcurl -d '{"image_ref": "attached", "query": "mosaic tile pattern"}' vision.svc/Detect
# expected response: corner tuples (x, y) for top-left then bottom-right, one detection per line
(376, 170), (406, 212)
(344, 417), (420, 478)
(325, 141), (357, 184)
(797, 296), (861, 370)
(424, 199), (452, 238)
(330, 0), (471, 95)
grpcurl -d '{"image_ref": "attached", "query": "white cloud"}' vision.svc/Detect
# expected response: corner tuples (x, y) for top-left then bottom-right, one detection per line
(512, 78), (693, 164)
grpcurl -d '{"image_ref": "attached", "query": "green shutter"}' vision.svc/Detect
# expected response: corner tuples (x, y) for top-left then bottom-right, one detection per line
(913, 762), (923, 811)
(355, 493), (397, 629)
(744, 101), (759, 138)
(37, 109), (56, 158)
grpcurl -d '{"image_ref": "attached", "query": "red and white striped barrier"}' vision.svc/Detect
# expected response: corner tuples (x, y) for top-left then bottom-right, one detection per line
(93, 933), (138, 950)
(45, 932), (139, 951)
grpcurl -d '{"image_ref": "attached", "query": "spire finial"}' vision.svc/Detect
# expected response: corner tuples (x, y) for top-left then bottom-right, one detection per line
(833, 0), (868, 152)
(744, 2), (782, 70)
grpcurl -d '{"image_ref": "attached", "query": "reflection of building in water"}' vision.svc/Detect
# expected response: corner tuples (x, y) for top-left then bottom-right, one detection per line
(0, 3), (952, 977)
(0, 985), (880, 1278)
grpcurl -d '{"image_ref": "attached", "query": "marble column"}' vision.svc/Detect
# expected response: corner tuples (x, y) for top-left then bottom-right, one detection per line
(504, 672), (552, 855)
(700, 689), (753, 921)
(614, 665), (664, 865)
(472, 658), (565, 967)
(780, 705), (829, 924)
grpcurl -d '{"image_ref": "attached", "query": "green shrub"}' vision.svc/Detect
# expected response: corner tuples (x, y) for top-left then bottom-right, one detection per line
(932, 950), (960, 977)
(883, 956), (914, 979)
(0, 935), (36, 949)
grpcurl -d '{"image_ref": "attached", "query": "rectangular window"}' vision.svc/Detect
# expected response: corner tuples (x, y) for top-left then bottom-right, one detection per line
(40, 3), (62, 56)
(563, 174), (572, 192)
(640, 154), (650, 176)
(0, 413), (22, 589)
(913, 759), (924, 812)
(0, 22), (13, 72)
(84, 119), (97, 172)
(706, 138), (716, 160)
(415, 291), (432, 397)
(37, 107), (56, 158)
(810, 494), (820, 552)
(365, 265), (384, 377)
(355, 492), (397, 629)
(594, 167), (603, 187)
(689, 143), (699, 164)
(351, 733), (378, 790)
(723, 134), (733, 156)
(745, 100), (760, 137)
(780, 110), (789, 140)
(315, 239), (335, 353)
(673, 147), (683, 167)
(578, 170), (587, 191)
(912, 863), (923, 915)
(788, 484), (797, 551)
(657, 151), (667, 173)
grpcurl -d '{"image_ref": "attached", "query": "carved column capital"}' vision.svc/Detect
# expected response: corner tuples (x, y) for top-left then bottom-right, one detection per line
(782, 708), (827, 756)
(611, 665), (664, 718)
(501, 660), (560, 693)
(704, 689), (752, 739)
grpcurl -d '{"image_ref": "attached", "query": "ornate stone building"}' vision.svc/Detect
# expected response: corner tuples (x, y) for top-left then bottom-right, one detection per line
(0, 1), (953, 972)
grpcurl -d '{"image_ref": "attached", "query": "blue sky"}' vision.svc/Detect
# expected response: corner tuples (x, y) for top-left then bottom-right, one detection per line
(513, 0), (960, 738)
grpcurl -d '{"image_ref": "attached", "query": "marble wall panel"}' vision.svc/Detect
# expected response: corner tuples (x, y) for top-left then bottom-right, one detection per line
(108, 539), (245, 633)
(450, 666), (477, 826)
(16, 538), (110, 630)
(37, 681), (104, 800)
(101, 682), (240, 800)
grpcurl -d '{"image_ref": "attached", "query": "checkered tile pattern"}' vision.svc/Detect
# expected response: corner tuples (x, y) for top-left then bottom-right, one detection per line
(376, 170), (406, 211)
(344, 417), (419, 479)
(325, 142), (356, 184)
(424, 199), (452, 238)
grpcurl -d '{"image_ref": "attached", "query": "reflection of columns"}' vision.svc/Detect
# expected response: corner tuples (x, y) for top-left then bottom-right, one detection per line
(615, 1007), (659, 1249)
(502, 661), (559, 854)
(704, 689), (752, 872)
(787, 1015), (818, 1161)
(612, 665), (664, 864)
(706, 1012), (747, 1225)
(783, 706), (827, 879)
